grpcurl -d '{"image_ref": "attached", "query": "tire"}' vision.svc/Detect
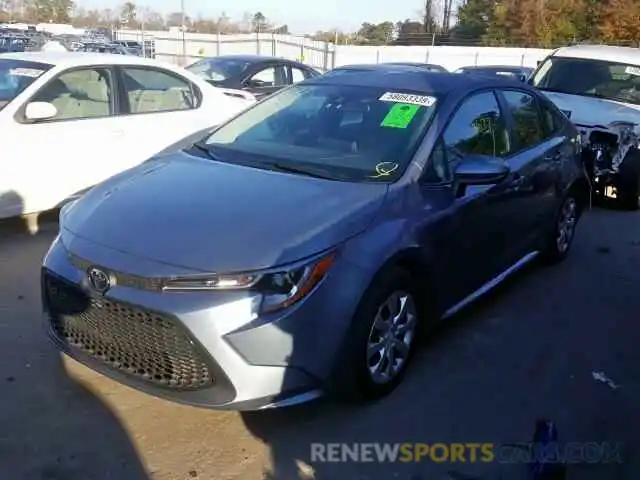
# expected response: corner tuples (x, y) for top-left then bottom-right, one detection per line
(330, 267), (422, 403)
(616, 150), (640, 211)
(540, 193), (580, 265)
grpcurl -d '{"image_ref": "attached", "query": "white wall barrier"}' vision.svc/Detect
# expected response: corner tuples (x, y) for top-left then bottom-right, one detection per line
(116, 29), (553, 71)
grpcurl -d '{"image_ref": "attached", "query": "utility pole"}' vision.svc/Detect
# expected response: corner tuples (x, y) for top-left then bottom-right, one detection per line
(140, 8), (145, 57)
(180, 0), (186, 63)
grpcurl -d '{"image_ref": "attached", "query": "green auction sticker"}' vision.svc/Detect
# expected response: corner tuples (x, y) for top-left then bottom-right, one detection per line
(380, 103), (420, 129)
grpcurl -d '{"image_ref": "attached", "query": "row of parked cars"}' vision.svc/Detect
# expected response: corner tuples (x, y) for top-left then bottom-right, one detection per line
(3, 45), (639, 411)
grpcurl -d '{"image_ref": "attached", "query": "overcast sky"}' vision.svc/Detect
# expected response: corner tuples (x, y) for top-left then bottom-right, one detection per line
(77, 0), (425, 33)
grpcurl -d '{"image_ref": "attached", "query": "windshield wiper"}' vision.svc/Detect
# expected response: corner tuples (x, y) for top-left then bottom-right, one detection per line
(270, 162), (339, 180)
(588, 91), (639, 105)
(192, 141), (224, 162)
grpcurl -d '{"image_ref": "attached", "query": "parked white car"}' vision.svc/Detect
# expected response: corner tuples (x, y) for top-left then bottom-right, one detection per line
(0, 51), (254, 230)
(530, 45), (640, 209)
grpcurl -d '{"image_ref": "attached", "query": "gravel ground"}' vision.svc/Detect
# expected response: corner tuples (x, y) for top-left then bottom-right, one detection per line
(1, 206), (639, 480)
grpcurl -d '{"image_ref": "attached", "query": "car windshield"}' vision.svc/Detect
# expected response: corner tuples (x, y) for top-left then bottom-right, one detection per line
(531, 56), (640, 106)
(187, 58), (251, 82)
(0, 59), (51, 110)
(203, 84), (439, 182)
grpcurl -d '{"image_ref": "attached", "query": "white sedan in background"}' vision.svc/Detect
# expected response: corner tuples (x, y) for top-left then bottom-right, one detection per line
(0, 51), (254, 231)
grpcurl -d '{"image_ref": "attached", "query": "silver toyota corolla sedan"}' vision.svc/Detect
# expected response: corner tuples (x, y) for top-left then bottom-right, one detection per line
(42, 69), (588, 410)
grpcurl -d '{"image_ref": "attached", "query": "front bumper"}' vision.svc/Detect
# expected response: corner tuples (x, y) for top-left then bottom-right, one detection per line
(41, 232), (369, 410)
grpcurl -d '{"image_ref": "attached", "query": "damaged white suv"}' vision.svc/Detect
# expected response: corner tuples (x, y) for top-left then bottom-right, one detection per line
(530, 45), (640, 209)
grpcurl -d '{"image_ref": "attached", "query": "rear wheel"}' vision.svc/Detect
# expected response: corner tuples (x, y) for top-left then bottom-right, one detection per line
(540, 193), (580, 265)
(331, 267), (422, 402)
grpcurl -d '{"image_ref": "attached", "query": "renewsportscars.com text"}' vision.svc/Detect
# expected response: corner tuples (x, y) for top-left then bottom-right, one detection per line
(310, 442), (624, 464)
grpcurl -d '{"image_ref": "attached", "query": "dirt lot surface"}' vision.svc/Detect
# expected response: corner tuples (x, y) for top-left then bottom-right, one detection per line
(1, 207), (639, 480)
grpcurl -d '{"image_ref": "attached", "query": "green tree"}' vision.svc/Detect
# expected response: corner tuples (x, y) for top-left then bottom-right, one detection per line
(25, 0), (74, 23)
(119, 1), (136, 26)
(251, 11), (268, 32)
(355, 21), (395, 45)
(451, 0), (495, 43)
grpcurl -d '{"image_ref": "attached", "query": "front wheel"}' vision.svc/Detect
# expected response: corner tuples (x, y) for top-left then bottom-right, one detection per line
(330, 268), (422, 402)
(540, 194), (580, 265)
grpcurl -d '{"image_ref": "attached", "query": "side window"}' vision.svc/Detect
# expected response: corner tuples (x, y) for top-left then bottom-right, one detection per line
(121, 67), (199, 114)
(501, 90), (543, 151)
(442, 91), (510, 159)
(31, 67), (113, 120)
(423, 139), (452, 183)
(247, 66), (287, 87)
(540, 101), (566, 138)
(541, 103), (556, 137)
(290, 67), (306, 84)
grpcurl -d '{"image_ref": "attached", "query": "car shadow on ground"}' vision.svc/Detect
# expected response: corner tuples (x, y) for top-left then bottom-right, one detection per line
(0, 200), (149, 480)
(240, 264), (541, 480)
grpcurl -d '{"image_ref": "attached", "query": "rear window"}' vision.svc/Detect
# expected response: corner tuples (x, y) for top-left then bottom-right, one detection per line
(204, 84), (439, 182)
(187, 58), (251, 82)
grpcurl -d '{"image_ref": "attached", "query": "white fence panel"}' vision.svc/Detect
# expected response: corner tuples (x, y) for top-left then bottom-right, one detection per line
(115, 29), (554, 72)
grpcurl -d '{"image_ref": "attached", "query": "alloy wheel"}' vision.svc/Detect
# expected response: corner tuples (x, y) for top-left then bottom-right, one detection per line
(366, 291), (417, 384)
(556, 197), (577, 254)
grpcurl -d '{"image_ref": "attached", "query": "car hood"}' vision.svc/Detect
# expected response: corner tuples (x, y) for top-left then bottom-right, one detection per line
(542, 91), (640, 127)
(62, 152), (387, 273)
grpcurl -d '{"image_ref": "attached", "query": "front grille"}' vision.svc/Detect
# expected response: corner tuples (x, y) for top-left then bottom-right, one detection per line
(44, 271), (215, 391)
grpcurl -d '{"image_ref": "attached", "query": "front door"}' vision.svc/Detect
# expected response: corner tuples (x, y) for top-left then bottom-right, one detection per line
(3, 65), (120, 216)
(425, 90), (521, 309)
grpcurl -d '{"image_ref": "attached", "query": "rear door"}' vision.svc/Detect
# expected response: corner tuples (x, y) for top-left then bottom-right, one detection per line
(288, 64), (319, 85)
(496, 88), (565, 252)
(114, 65), (207, 162)
(242, 63), (288, 98)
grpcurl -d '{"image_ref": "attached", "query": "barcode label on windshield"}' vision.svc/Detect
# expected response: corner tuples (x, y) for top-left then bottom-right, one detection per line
(9, 68), (43, 78)
(379, 92), (436, 107)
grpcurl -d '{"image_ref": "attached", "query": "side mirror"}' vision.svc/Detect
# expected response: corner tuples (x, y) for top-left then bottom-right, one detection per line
(454, 154), (510, 185)
(24, 101), (57, 121)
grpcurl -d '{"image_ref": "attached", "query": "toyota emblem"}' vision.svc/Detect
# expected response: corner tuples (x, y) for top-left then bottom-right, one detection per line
(88, 267), (111, 293)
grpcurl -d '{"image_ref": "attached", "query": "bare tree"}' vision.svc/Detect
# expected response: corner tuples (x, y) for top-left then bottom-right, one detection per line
(423, 0), (443, 32)
(442, 0), (454, 32)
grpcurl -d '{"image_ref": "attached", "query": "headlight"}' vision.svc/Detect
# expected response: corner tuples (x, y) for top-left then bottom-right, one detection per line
(162, 252), (336, 313)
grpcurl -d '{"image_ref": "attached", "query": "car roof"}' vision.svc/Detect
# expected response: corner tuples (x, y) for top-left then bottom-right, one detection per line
(334, 63), (427, 71)
(459, 65), (529, 71)
(386, 62), (442, 67)
(205, 54), (298, 63)
(0, 51), (164, 67)
(553, 44), (640, 65)
(309, 69), (521, 95)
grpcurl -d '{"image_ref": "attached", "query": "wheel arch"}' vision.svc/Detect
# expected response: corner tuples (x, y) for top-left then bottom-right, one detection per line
(367, 246), (441, 319)
(567, 176), (591, 213)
